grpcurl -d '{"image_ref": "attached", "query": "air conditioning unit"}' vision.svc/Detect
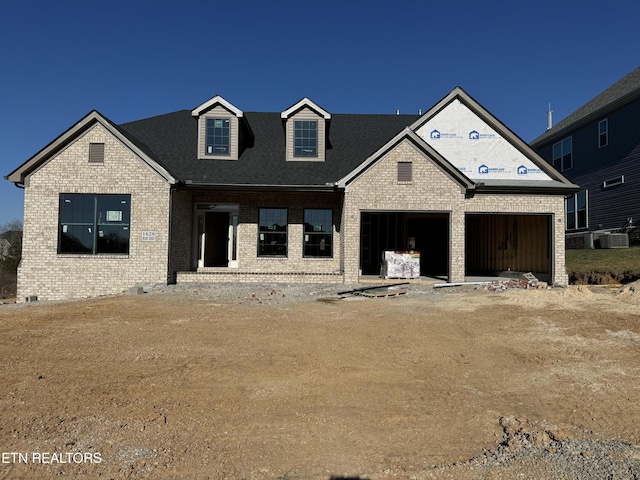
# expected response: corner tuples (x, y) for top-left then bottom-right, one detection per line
(599, 233), (629, 249)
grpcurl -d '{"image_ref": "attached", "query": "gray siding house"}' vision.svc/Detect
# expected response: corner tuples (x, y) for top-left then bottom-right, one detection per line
(531, 66), (640, 239)
(6, 88), (578, 301)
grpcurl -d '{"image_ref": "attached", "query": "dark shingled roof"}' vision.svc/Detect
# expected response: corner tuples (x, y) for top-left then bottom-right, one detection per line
(118, 111), (420, 186)
(531, 66), (640, 146)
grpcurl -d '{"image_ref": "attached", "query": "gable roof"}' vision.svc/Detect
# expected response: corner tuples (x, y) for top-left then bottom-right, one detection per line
(5, 110), (176, 185)
(6, 88), (578, 194)
(281, 98), (331, 120)
(411, 86), (577, 189)
(191, 95), (244, 117)
(336, 127), (475, 189)
(531, 66), (640, 147)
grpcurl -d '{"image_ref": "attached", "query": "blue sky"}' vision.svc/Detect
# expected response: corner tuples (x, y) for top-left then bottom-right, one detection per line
(1, 0), (638, 227)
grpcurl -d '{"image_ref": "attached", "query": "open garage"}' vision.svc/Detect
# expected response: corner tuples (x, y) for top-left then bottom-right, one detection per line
(360, 212), (449, 279)
(465, 213), (552, 282)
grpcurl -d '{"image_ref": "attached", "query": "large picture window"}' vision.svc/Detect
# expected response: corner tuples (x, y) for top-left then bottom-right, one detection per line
(303, 209), (333, 257)
(59, 194), (131, 254)
(258, 208), (287, 256)
(205, 117), (230, 155)
(294, 120), (317, 157)
(552, 137), (573, 171)
(566, 190), (587, 230)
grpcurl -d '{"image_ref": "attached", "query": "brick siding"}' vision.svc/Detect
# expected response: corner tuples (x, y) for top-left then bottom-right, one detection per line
(17, 124), (171, 301)
(341, 140), (569, 285)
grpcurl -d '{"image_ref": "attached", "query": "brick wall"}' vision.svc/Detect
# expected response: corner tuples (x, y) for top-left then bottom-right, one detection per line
(18, 124), (171, 301)
(341, 139), (569, 285)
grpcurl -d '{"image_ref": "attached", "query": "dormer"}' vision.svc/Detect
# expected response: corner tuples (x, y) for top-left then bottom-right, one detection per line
(192, 95), (244, 160)
(281, 98), (331, 162)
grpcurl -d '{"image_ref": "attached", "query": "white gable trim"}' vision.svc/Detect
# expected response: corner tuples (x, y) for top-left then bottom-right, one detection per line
(281, 97), (331, 119)
(6, 111), (176, 185)
(191, 95), (243, 118)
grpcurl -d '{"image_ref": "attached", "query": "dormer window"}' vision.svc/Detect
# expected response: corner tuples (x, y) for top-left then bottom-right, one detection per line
(294, 120), (318, 157)
(206, 118), (230, 155)
(192, 95), (244, 160)
(282, 98), (330, 162)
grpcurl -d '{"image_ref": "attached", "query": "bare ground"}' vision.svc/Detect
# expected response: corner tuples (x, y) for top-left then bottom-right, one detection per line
(1, 282), (640, 479)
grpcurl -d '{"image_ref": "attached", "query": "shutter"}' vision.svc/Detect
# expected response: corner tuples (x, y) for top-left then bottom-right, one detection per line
(89, 143), (105, 163)
(397, 161), (412, 182)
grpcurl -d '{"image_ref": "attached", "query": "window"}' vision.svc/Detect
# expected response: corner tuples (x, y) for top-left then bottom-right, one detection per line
(552, 137), (572, 171)
(89, 143), (104, 163)
(566, 190), (587, 230)
(59, 194), (131, 254)
(294, 120), (317, 157)
(598, 119), (608, 147)
(205, 118), (230, 155)
(258, 208), (287, 256)
(397, 161), (413, 183)
(303, 209), (333, 257)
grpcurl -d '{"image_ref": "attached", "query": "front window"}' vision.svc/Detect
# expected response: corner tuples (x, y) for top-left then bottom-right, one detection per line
(566, 190), (587, 230)
(598, 119), (608, 147)
(59, 194), (131, 254)
(552, 137), (572, 171)
(206, 118), (230, 155)
(294, 120), (317, 157)
(303, 209), (333, 257)
(258, 208), (288, 256)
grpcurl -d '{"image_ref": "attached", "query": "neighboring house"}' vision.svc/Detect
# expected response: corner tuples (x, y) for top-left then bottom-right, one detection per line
(531, 66), (640, 240)
(5, 87), (578, 301)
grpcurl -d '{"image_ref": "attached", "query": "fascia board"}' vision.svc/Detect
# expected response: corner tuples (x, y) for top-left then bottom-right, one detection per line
(6, 111), (176, 185)
(191, 95), (244, 117)
(281, 97), (331, 119)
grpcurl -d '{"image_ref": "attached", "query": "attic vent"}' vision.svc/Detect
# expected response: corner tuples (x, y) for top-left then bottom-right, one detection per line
(89, 143), (105, 163)
(397, 161), (413, 183)
(603, 175), (624, 188)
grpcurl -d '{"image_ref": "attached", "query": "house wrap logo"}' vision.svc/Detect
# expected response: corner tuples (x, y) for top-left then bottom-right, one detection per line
(469, 130), (497, 140)
(478, 164), (508, 174)
(430, 129), (458, 139)
(517, 165), (544, 175)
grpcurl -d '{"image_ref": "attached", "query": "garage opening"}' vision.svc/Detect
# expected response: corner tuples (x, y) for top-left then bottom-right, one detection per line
(360, 212), (449, 279)
(465, 214), (552, 282)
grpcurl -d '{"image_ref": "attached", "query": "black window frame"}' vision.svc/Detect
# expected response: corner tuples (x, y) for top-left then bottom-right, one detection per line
(205, 117), (231, 156)
(58, 194), (131, 255)
(293, 120), (318, 157)
(303, 208), (333, 258)
(257, 208), (288, 257)
(552, 137), (573, 172)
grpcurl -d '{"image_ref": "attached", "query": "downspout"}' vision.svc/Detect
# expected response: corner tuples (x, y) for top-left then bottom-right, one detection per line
(167, 186), (175, 284)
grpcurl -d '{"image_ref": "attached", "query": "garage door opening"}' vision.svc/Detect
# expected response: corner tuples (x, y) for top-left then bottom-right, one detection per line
(465, 214), (552, 282)
(360, 212), (449, 279)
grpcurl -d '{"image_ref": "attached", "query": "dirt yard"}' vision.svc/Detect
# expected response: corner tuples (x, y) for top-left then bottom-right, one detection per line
(1, 282), (640, 479)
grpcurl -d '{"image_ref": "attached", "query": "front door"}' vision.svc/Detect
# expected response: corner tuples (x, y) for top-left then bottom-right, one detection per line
(204, 211), (229, 267)
(195, 204), (239, 269)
